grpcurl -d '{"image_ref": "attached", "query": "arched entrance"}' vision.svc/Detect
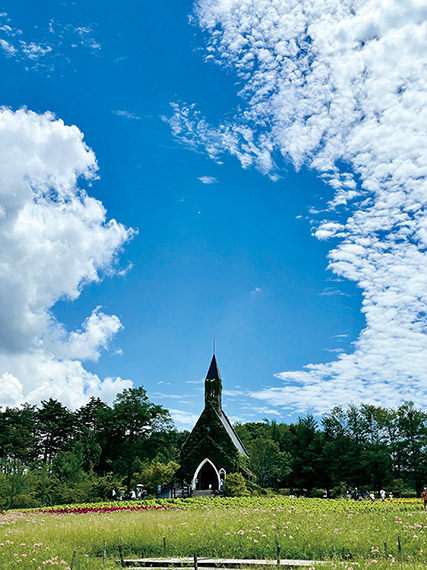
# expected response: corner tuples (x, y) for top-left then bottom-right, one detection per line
(191, 458), (221, 491)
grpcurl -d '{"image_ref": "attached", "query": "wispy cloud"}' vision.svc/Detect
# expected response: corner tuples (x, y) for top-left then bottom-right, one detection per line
(0, 12), (101, 71)
(152, 392), (190, 400)
(198, 175), (217, 184)
(169, 0), (427, 413)
(223, 389), (246, 397)
(319, 287), (352, 297)
(169, 408), (200, 429)
(251, 287), (263, 296)
(113, 110), (141, 120)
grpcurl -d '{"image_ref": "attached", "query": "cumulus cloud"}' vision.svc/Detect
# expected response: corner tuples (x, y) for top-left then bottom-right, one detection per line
(170, 0), (427, 413)
(0, 107), (133, 409)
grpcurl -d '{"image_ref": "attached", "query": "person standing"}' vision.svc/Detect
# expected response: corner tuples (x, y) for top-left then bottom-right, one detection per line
(422, 487), (427, 509)
(380, 489), (386, 502)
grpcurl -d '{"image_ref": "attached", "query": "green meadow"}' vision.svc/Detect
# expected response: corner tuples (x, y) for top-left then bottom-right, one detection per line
(2, 497), (427, 570)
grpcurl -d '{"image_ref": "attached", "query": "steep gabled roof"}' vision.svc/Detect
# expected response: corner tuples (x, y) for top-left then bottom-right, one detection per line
(206, 355), (221, 380)
(219, 410), (249, 456)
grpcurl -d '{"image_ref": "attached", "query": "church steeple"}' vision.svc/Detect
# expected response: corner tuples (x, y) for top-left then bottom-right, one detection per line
(205, 355), (222, 412)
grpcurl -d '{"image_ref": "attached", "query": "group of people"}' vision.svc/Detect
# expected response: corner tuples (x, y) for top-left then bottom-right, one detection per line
(112, 486), (147, 500)
(345, 487), (392, 502)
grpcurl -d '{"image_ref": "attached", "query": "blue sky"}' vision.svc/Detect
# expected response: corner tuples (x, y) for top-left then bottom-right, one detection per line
(0, 0), (425, 428)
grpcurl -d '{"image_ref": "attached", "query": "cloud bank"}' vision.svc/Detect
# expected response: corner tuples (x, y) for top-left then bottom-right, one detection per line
(0, 108), (133, 409)
(170, 0), (427, 413)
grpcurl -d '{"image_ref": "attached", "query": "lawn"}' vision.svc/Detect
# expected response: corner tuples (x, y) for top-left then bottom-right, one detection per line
(1, 497), (427, 569)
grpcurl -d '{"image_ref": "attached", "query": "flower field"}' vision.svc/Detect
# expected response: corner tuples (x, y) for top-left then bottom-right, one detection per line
(2, 497), (427, 569)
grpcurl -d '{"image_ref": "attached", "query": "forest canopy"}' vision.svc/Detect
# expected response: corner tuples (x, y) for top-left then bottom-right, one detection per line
(1, 390), (427, 509)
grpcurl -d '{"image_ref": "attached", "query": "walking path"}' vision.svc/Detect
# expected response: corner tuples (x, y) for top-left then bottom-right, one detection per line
(117, 557), (324, 568)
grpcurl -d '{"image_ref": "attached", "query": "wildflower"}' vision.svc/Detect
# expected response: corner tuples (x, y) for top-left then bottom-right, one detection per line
(289, 535), (294, 539)
(237, 530), (245, 535)
(369, 560), (377, 564)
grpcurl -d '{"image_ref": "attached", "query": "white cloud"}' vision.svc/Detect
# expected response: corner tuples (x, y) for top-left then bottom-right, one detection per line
(113, 110), (141, 120)
(170, 0), (427, 413)
(0, 13), (101, 71)
(198, 175), (217, 184)
(152, 393), (190, 400)
(0, 107), (134, 409)
(0, 37), (16, 56)
(0, 373), (23, 405)
(169, 408), (200, 429)
(49, 308), (123, 361)
(251, 287), (263, 295)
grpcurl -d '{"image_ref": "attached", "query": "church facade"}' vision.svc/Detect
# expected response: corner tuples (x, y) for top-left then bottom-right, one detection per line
(178, 355), (249, 493)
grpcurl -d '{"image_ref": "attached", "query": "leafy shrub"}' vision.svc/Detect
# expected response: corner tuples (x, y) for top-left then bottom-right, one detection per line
(223, 472), (249, 496)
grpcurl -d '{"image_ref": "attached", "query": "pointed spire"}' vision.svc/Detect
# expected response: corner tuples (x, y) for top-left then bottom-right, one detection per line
(205, 354), (222, 412)
(206, 354), (221, 380)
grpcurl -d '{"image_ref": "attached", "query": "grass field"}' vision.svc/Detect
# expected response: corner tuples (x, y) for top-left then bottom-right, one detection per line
(2, 497), (427, 569)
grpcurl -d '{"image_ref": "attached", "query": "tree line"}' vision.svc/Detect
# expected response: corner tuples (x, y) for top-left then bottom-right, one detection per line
(1, 390), (427, 509)
(236, 401), (427, 497)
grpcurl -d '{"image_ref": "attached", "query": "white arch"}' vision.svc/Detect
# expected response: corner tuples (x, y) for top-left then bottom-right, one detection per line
(191, 458), (221, 491)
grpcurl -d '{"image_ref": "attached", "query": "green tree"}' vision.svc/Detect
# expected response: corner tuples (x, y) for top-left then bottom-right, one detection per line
(111, 387), (173, 487)
(395, 402), (427, 496)
(248, 437), (290, 488)
(0, 404), (39, 464)
(38, 399), (75, 464)
(131, 460), (180, 495)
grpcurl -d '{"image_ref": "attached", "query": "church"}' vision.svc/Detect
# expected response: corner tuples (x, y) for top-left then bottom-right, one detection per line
(176, 355), (249, 495)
